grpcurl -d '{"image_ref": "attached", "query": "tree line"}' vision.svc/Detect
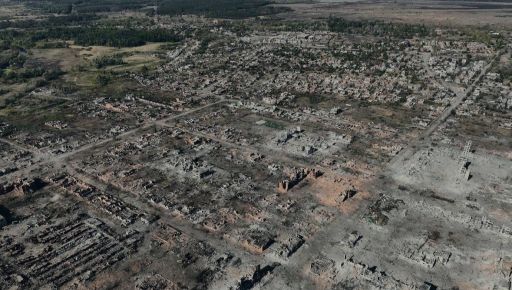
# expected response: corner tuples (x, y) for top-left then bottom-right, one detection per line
(0, 27), (181, 48)
(0, 14), (99, 29)
(157, 0), (289, 19)
(42, 27), (181, 47)
(23, 0), (152, 14)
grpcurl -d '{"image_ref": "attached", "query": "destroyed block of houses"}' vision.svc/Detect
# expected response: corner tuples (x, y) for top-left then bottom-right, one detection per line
(0, 178), (47, 196)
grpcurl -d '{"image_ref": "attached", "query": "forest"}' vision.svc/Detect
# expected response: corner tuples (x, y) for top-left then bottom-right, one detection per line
(157, 0), (289, 19)
(23, 0), (153, 14)
(18, 0), (288, 19)
(0, 14), (99, 29)
(42, 27), (181, 47)
(0, 27), (181, 49)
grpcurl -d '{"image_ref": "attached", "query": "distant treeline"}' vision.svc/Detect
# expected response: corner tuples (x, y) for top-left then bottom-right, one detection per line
(157, 0), (289, 18)
(0, 27), (181, 48)
(20, 0), (288, 18)
(23, 0), (152, 14)
(0, 14), (99, 29)
(327, 17), (431, 38)
(43, 27), (181, 47)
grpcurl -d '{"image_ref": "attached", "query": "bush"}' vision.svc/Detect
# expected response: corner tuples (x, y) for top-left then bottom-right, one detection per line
(43, 68), (64, 81)
(496, 64), (512, 81)
(93, 55), (125, 68)
(96, 73), (111, 86)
